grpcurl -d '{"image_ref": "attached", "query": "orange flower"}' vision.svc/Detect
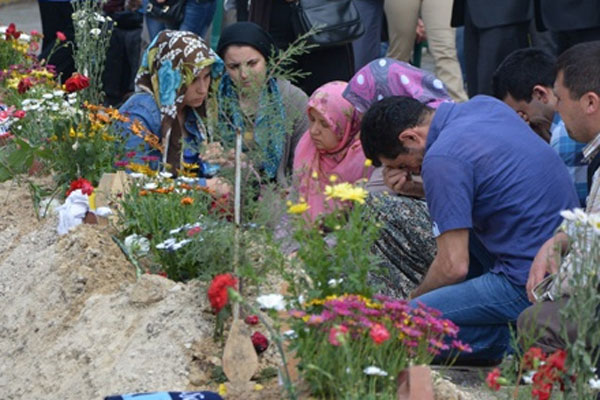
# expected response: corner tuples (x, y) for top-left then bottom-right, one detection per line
(139, 190), (148, 196)
(181, 197), (194, 205)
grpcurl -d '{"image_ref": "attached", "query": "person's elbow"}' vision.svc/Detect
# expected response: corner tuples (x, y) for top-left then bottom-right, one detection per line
(445, 259), (469, 282)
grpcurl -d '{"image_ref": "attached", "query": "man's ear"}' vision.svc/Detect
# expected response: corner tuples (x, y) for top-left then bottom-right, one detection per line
(398, 129), (419, 145)
(532, 85), (552, 104)
(581, 91), (600, 115)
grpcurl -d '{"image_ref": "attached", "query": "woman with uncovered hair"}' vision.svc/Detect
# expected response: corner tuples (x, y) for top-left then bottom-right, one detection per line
(214, 22), (309, 186)
(343, 58), (453, 298)
(293, 81), (373, 221)
(116, 30), (223, 181)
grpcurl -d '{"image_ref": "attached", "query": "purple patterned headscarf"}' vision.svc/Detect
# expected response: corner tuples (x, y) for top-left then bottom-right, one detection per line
(343, 58), (452, 113)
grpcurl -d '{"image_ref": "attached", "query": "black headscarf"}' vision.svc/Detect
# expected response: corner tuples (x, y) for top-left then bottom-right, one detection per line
(216, 22), (278, 62)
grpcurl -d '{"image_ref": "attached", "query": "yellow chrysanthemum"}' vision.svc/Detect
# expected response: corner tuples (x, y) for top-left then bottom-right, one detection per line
(287, 202), (310, 215)
(364, 159), (373, 167)
(324, 182), (368, 204)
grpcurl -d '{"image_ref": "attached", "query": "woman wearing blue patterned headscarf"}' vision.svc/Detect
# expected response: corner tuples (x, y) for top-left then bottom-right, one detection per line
(214, 22), (309, 185)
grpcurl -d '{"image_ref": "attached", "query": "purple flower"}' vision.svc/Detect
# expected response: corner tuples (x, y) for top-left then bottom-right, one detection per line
(114, 160), (129, 167)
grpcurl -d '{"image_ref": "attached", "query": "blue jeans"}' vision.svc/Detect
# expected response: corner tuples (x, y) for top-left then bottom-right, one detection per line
(146, 0), (216, 40)
(410, 233), (532, 361)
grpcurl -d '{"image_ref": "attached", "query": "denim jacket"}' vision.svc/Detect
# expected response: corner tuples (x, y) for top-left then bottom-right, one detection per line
(115, 92), (207, 177)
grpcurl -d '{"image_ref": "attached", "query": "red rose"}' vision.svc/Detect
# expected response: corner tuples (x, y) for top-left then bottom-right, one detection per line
(244, 315), (259, 325)
(207, 273), (237, 314)
(13, 110), (26, 119)
(251, 331), (269, 354)
(369, 323), (390, 344)
(6, 23), (21, 40)
(17, 77), (33, 94)
(486, 368), (502, 391)
(66, 177), (94, 197)
(56, 31), (67, 41)
(64, 73), (90, 93)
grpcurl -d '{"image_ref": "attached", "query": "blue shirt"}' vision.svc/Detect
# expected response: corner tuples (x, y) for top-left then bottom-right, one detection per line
(115, 92), (207, 178)
(550, 113), (588, 207)
(423, 96), (579, 286)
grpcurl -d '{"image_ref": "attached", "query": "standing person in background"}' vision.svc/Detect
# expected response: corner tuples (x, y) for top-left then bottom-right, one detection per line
(38, 0), (75, 82)
(385, 0), (467, 102)
(249, 0), (355, 95)
(536, 0), (600, 56)
(352, 0), (384, 72)
(145, 0), (217, 41)
(451, 0), (532, 97)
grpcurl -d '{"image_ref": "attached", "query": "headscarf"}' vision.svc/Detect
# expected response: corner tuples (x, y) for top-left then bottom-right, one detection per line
(293, 81), (372, 221)
(343, 58), (452, 114)
(135, 30), (224, 164)
(216, 22), (278, 61)
(215, 23), (286, 180)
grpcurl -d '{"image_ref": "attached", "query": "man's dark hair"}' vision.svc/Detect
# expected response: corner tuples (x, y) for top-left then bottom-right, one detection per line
(492, 48), (556, 102)
(556, 41), (600, 100)
(360, 96), (432, 167)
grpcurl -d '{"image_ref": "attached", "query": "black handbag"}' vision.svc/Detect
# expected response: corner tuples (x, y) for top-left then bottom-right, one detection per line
(146, 0), (185, 25)
(291, 0), (364, 48)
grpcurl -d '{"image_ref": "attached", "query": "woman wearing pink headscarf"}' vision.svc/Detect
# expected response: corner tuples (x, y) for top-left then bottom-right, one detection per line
(293, 81), (373, 221)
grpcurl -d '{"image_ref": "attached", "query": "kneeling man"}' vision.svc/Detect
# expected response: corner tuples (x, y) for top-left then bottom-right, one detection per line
(360, 95), (578, 362)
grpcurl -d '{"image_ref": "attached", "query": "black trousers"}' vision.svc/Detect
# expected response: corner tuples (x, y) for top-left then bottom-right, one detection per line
(267, 0), (354, 96)
(38, 1), (76, 82)
(102, 27), (142, 107)
(463, 7), (529, 97)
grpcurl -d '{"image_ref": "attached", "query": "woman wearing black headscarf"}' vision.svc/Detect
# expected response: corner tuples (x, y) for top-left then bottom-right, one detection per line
(213, 22), (309, 185)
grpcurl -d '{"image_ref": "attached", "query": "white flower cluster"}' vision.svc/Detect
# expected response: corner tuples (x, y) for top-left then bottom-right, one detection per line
(21, 90), (78, 115)
(560, 208), (600, 235)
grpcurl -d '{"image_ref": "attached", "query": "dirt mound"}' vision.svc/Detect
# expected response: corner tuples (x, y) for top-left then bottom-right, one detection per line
(0, 180), (219, 400)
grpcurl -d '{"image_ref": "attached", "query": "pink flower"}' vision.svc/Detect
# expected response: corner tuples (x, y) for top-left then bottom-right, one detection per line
(114, 160), (129, 167)
(244, 315), (259, 325)
(486, 368), (502, 391)
(125, 151), (136, 158)
(451, 340), (472, 353)
(328, 325), (348, 346)
(141, 155), (160, 162)
(369, 323), (390, 344)
(30, 29), (40, 36)
(56, 31), (66, 41)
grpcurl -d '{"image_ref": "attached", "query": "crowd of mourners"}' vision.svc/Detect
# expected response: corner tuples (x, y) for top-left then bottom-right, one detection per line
(35, 0), (600, 376)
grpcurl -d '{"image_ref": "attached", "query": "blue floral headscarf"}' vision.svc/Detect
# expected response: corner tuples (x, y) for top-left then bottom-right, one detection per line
(135, 30), (224, 139)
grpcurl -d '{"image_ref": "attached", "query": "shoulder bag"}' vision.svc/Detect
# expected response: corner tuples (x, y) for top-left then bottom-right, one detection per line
(146, 0), (186, 25)
(291, 0), (364, 48)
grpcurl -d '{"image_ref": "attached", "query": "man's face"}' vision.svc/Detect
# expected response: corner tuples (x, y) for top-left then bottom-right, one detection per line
(379, 146), (425, 175)
(503, 90), (555, 141)
(554, 71), (590, 143)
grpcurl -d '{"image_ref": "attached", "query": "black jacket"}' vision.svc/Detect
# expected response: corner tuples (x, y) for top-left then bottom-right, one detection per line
(537, 0), (600, 31)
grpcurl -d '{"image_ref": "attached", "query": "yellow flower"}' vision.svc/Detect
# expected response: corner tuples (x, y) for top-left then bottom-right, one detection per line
(253, 384), (264, 391)
(287, 202), (310, 215)
(364, 159), (373, 167)
(69, 127), (77, 138)
(329, 175), (338, 182)
(218, 383), (227, 396)
(311, 170), (319, 179)
(324, 182), (367, 204)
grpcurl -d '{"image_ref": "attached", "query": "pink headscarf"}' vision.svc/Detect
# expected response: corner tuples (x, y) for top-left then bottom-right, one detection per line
(293, 81), (373, 221)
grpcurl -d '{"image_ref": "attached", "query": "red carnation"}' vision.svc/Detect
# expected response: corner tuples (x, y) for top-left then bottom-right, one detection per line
(486, 368), (502, 391)
(13, 110), (26, 119)
(56, 31), (66, 41)
(65, 177), (94, 197)
(546, 349), (566, 372)
(64, 72), (90, 93)
(244, 315), (259, 325)
(522, 347), (546, 370)
(369, 323), (390, 344)
(17, 77), (33, 94)
(6, 23), (21, 40)
(207, 273), (237, 314)
(251, 331), (269, 354)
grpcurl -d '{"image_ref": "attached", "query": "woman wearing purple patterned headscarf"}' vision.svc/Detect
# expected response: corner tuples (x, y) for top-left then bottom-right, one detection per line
(343, 58), (452, 114)
(345, 58), (453, 299)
